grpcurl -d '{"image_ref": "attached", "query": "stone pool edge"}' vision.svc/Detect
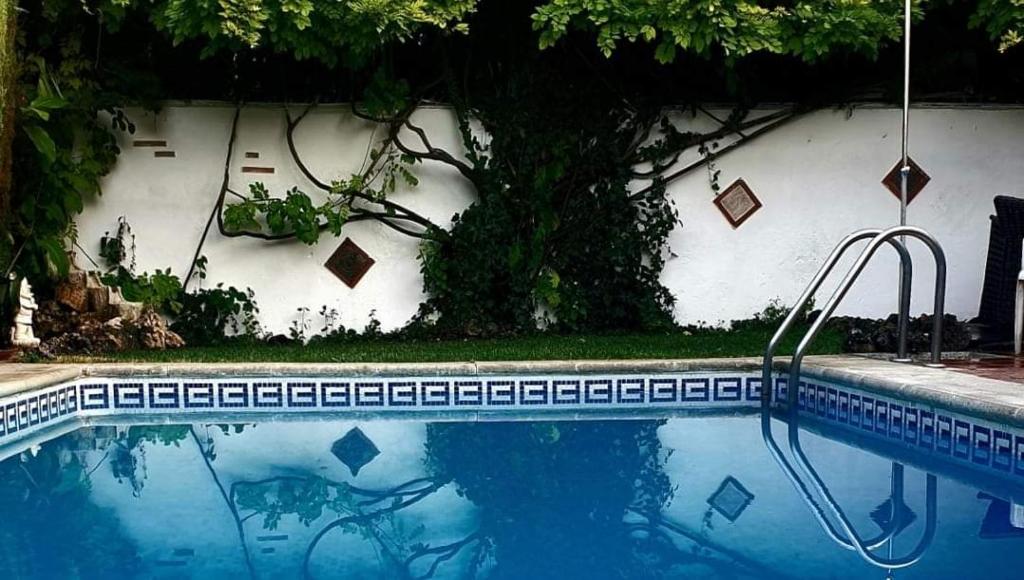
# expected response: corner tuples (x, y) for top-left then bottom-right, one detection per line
(804, 355), (1024, 425)
(2, 355), (1023, 425)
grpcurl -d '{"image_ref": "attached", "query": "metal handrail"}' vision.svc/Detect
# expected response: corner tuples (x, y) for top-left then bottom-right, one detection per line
(785, 413), (938, 569)
(758, 224), (945, 569)
(788, 226), (947, 395)
(760, 405), (938, 570)
(759, 411), (908, 552)
(761, 229), (914, 403)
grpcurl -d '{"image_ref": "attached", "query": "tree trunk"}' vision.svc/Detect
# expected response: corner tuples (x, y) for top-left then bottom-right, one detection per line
(0, 0), (16, 225)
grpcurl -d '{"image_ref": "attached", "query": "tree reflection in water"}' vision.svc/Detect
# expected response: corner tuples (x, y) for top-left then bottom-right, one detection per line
(237, 419), (770, 579)
(0, 419), (780, 579)
(424, 420), (676, 579)
(0, 432), (141, 579)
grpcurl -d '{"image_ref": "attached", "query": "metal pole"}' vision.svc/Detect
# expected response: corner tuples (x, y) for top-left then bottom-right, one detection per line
(894, 0), (913, 362)
(900, 0), (911, 224)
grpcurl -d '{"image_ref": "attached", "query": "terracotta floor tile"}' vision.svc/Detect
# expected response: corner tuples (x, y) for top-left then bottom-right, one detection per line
(943, 357), (1024, 384)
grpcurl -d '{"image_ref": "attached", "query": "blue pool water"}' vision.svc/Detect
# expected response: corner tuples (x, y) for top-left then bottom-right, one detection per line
(1, 374), (1023, 578)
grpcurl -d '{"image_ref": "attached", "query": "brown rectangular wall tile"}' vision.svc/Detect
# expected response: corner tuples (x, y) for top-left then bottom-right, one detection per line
(245, 152), (260, 159)
(242, 166), (275, 174)
(154, 151), (176, 158)
(133, 140), (168, 147)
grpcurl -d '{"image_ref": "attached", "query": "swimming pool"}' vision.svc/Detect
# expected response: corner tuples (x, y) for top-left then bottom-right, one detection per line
(1, 371), (1022, 579)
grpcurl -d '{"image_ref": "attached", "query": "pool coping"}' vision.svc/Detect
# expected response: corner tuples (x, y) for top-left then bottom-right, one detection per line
(1, 355), (1023, 424)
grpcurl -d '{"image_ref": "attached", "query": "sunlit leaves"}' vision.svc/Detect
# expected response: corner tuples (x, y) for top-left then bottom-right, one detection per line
(972, 0), (1024, 52)
(532, 0), (910, 63)
(108, 0), (478, 65)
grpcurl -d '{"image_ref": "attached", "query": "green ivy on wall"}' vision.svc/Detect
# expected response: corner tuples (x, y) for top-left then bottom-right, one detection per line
(6, 0), (1024, 342)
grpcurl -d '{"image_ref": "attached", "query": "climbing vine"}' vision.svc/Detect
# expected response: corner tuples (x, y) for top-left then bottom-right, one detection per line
(6, 0), (1023, 342)
(218, 55), (800, 335)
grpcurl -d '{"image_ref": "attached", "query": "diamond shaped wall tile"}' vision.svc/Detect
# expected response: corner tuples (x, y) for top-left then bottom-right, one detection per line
(713, 179), (762, 228)
(325, 238), (375, 289)
(870, 497), (916, 535)
(331, 427), (380, 476)
(707, 475), (754, 522)
(882, 157), (931, 204)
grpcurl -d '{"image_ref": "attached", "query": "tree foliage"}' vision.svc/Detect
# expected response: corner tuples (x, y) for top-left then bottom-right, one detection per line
(972, 0), (1024, 52)
(10, 32), (132, 284)
(8, 0), (1024, 339)
(0, 437), (141, 577)
(425, 420), (675, 577)
(102, 0), (477, 66)
(533, 0), (909, 63)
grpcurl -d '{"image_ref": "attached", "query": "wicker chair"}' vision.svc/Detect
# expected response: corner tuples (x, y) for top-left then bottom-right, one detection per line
(977, 196), (1024, 350)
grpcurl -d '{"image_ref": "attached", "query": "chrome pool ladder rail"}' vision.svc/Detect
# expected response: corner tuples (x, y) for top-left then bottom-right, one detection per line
(761, 225), (947, 405)
(760, 408), (938, 570)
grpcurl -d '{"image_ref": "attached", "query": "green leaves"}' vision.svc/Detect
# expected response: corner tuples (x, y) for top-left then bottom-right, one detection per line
(23, 125), (56, 163)
(362, 69), (411, 118)
(535, 266), (561, 308)
(38, 237), (70, 277)
(225, 182), (358, 245)
(972, 0), (1024, 52)
(24, 95), (67, 121)
(102, 267), (184, 313)
(531, 0), (908, 63)
(116, 0), (478, 66)
(11, 15), (130, 284)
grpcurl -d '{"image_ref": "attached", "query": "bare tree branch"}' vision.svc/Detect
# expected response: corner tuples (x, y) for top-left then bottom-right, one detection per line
(395, 118), (476, 180)
(284, 105), (442, 233)
(405, 531), (483, 580)
(628, 109), (803, 200)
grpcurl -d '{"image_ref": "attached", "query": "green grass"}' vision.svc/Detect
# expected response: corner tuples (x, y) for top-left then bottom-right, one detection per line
(58, 326), (845, 363)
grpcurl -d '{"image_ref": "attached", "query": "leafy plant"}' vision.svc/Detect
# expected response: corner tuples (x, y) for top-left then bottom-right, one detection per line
(96, 219), (262, 345)
(532, 0), (908, 63)
(288, 306), (310, 342)
(972, 0), (1024, 51)
(107, 0), (477, 66)
(103, 268), (184, 312)
(318, 305), (339, 334)
(171, 283), (262, 346)
(10, 26), (139, 286)
(730, 298), (816, 332)
(98, 217), (184, 313)
(99, 216), (136, 272)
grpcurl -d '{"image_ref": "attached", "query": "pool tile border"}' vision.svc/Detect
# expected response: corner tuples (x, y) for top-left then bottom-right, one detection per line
(0, 372), (754, 444)
(2, 369), (1024, 487)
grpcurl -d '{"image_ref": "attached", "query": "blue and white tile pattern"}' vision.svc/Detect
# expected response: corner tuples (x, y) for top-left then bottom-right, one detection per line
(1, 372), (1023, 486)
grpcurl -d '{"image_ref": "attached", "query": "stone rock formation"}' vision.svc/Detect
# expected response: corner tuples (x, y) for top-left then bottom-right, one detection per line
(36, 268), (184, 356)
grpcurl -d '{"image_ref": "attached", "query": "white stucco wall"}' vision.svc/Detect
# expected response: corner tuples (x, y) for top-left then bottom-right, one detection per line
(76, 103), (1024, 334)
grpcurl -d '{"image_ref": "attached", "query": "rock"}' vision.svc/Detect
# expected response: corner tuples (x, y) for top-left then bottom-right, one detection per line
(40, 315), (125, 355)
(87, 286), (109, 314)
(114, 301), (144, 321)
(132, 309), (185, 350)
(36, 271), (185, 355)
(829, 313), (972, 354)
(33, 301), (73, 338)
(39, 308), (185, 356)
(108, 287), (144, 321)
(55, 271), (89, 312)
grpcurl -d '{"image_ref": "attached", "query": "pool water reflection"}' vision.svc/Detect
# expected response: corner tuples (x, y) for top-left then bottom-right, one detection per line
(1, 411), (1022, 579)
